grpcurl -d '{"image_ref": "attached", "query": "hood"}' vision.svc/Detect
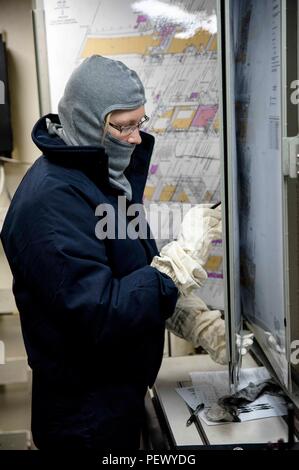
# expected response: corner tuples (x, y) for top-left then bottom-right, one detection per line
(58, 55), (146, 147)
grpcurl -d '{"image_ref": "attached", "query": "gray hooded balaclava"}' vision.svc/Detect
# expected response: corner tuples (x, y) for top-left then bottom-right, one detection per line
(53, 55), (146, 201)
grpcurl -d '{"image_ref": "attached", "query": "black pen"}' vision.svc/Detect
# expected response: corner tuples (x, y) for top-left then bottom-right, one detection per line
(211, 201), (221, 209)
(186, 403), (204, 427)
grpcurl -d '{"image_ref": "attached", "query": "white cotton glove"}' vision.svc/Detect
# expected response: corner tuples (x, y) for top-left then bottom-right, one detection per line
(236, 331), (254, 356)
(265, 331), (285, 354)
(177, 204), (222, 265)
(150, 204), (222, 295)
(166, 292), (228, 365)
(151, 242), (207, 295)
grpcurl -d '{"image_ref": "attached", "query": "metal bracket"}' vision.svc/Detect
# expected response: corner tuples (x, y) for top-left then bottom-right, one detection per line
(283, 135), (299, 178)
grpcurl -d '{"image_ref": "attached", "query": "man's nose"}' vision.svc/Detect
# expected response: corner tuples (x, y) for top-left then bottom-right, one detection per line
(128, 128), (142, 145)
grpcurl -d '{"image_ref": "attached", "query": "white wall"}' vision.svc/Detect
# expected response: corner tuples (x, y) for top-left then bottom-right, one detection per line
(0, 0), (40, 298)
(0, 3), (39, 443)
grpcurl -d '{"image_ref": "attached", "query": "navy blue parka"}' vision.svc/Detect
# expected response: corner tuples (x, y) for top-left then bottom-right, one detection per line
(0, 114), (178, 449)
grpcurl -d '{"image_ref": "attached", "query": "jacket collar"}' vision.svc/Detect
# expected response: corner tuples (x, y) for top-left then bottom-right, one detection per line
(31, 114), (155, 203)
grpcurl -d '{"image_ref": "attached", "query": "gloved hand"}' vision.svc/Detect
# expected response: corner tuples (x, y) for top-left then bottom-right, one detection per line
(166, 292), (227, 365)
(151, 242), (207, 295)
(150, 204), (222, 295)
(265, 331), (285, 354)
(177, 204), (222, 265)
(236, 331), (254, 356)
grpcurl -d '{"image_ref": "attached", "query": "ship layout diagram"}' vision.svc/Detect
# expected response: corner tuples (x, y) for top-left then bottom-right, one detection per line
(44, 0), (224, 308)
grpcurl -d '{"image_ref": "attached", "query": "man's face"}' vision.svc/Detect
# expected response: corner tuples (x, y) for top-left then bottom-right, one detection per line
(107, 106), (146, 145)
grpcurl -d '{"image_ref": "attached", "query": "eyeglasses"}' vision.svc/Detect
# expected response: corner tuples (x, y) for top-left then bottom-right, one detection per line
(108, 115), (149, 136)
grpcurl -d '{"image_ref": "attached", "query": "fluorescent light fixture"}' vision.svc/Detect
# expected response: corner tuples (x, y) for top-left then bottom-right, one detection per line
(132, 0), (217, 38)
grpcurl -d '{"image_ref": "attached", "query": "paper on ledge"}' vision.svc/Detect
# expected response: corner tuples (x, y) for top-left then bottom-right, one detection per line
(175, 367), (287, 425)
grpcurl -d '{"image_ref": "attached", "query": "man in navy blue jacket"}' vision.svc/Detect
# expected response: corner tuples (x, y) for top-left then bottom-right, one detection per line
(0, 56), (178, 449)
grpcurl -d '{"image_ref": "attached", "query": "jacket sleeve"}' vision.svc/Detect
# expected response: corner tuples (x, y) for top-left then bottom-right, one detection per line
(9, 177), (178, 348)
